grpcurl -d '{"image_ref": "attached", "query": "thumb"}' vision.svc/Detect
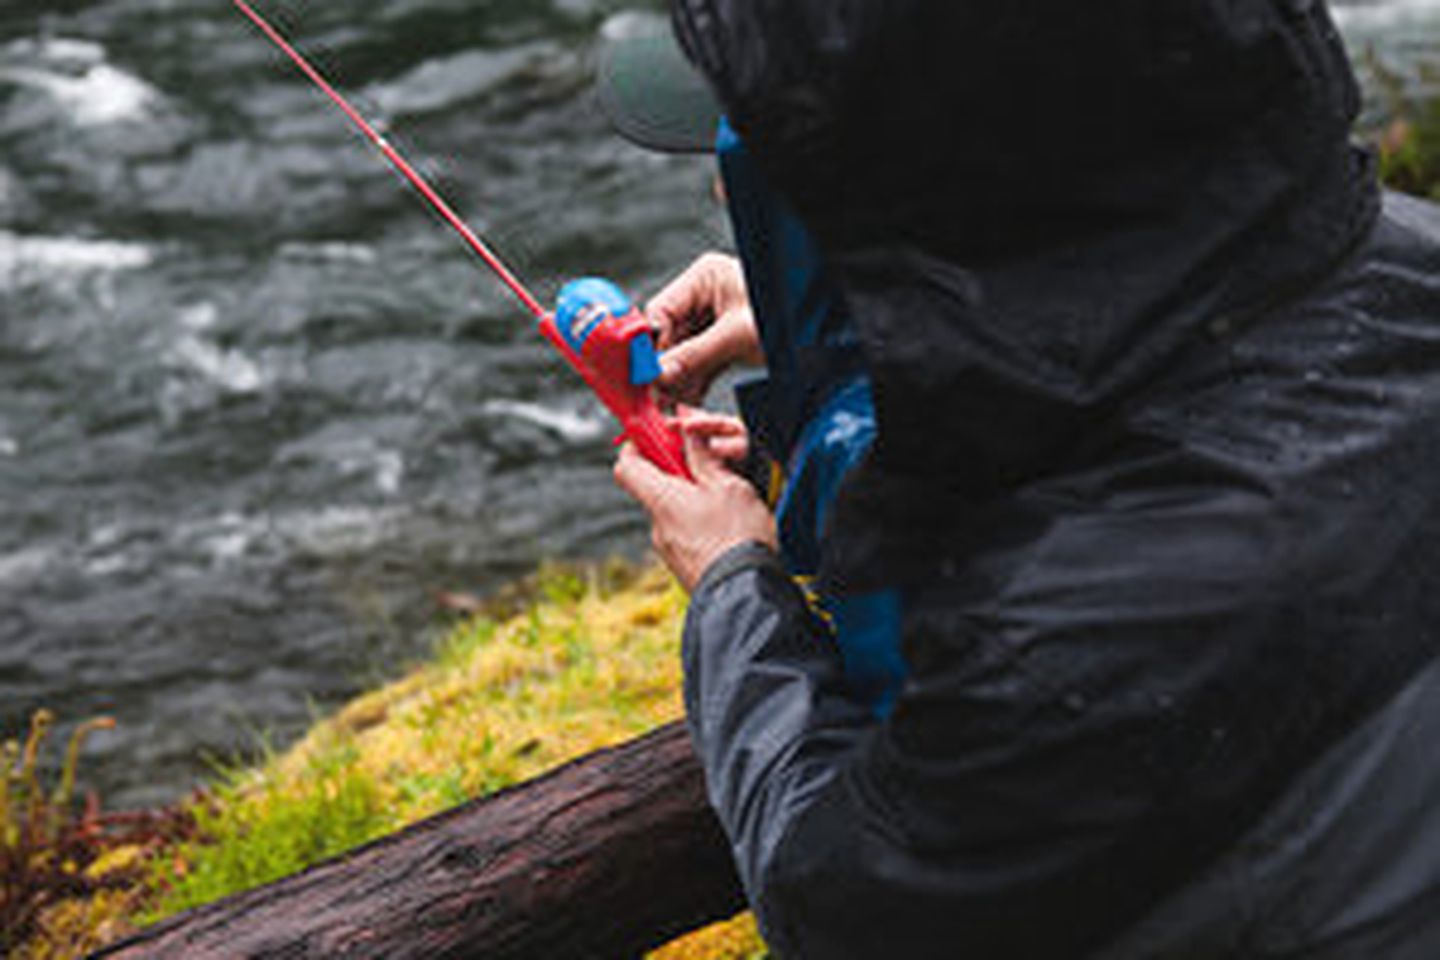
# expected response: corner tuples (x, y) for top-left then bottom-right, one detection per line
(614, 441), (683, 510)
(658, 332), (719, 387)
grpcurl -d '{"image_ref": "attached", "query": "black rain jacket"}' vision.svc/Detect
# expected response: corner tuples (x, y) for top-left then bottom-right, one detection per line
(671, 1), (1440, 957)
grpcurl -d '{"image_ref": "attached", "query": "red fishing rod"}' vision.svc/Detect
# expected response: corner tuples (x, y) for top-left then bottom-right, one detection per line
(233, 0), (690, 478)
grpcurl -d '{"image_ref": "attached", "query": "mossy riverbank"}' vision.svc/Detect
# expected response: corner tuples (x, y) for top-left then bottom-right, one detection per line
(5, 562), (765, 959)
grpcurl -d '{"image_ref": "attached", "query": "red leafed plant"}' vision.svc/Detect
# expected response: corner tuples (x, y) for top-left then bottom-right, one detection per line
(1, 711), (192, 956)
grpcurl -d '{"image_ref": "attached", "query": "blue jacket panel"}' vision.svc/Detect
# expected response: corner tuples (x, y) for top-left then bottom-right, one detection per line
(717, 119), (904, 714)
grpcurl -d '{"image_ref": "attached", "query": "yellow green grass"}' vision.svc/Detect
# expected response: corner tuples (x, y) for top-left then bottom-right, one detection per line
(141, 561), (766, 958)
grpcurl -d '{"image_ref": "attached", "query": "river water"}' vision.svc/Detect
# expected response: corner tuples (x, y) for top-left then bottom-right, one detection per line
(1, 1), (1437, 809)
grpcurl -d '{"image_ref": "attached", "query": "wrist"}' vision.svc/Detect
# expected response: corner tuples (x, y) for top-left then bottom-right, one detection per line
(693, 540), (783, 597)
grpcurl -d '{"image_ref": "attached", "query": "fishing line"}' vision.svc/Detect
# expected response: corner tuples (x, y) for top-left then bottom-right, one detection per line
(232, 0), (547, 320)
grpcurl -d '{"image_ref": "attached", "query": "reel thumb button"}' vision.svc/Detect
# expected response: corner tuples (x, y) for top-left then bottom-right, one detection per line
(628, 335), (663, 386)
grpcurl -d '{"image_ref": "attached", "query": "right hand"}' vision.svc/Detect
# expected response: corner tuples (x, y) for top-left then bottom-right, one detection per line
(613, 406), (776, 592)
(646, 253), (763, 405)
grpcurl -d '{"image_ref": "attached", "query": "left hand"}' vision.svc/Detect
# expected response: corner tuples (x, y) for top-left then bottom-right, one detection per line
(613, 409), (777, 592)
(646, 253), (763, 406)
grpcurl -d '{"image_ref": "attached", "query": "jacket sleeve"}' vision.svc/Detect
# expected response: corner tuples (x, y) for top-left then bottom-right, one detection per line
(681, 543), (874, 934)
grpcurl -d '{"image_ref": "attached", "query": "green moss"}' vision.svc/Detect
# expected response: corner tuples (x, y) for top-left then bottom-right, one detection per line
(137, 563), (687, 915)
(146, 742), (392, 920)
(433, 617), (497, 671)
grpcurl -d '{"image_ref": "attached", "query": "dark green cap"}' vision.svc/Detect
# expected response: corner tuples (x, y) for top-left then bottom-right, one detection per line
(597, 15), (721, 154)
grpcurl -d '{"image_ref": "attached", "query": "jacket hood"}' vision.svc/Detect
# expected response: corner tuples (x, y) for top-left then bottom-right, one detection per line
(674, 0), (1377, 491)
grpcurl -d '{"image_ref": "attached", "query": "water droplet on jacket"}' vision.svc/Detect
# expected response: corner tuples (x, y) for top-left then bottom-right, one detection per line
(1304, 369), (1323, 384)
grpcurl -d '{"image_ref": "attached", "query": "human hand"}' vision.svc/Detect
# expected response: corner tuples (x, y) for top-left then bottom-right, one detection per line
(613, 408), (777, 592)
(646, 253), (763, 406)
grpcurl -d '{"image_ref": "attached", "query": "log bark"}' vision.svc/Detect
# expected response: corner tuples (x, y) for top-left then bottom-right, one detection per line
(92, 721), (745, 959)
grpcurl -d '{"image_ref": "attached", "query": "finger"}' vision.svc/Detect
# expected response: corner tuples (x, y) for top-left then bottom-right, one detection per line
(677, 407), (750, 463)
(658, 334), (723, 400)
(682, 424), (735, 485)
(613, 441), (683, 509)
(657, 341), (697, 391)
(646, 301), (686, 352)
(708, 435), (751, 463)
(646, 256), (721, 349)
(679, 410), (746, 439)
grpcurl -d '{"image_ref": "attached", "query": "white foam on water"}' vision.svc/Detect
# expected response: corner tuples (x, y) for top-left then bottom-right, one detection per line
(177, 302), (220, 332)
(277, 241), (380, 265)
(0, 232), (153, 286)
(172, 512), (265, 566)
(0, 61), (159, 127)
(373, 449), (405, 495)
(69, 503), (415, 579)
(75, 514), (251, 577)
(483, 399), (609, 442)
(176, 505), (412, 565)
(368, 45), (544, 118)
(278, 505), (406, 557)
(166, 334), (265, 394)
(78, 521), (146, 578)
(0, 546), (52, 586)
(329, 440), (407, 495)
(1, 36), (163, 129)
(5, 37), (105, 68)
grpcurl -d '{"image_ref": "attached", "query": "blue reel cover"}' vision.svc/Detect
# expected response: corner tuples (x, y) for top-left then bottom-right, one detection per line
(555, 277), (633, 354)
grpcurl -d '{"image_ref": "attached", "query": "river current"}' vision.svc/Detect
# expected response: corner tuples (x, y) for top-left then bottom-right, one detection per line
(1, 0), (1436, 808)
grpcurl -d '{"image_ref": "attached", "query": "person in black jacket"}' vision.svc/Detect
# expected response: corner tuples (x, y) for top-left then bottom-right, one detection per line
(608, 2), (1440, 957)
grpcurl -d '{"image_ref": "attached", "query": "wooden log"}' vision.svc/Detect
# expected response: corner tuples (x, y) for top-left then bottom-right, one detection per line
(92, 721), (745, 959)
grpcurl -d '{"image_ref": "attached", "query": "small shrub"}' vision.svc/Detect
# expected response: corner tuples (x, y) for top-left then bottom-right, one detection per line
(1366, 55), (1440, 200)
(1, 711), (188, 957)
